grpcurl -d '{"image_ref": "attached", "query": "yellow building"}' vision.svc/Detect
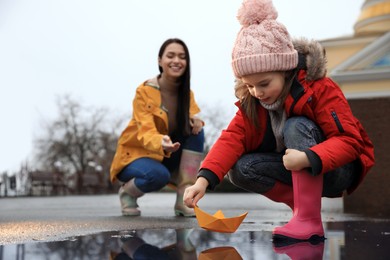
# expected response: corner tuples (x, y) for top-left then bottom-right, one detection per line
(321, 0), (390, 217)
(322, 0), (390, 98)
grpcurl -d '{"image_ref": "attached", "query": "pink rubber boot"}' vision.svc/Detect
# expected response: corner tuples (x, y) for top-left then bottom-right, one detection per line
(273, 241), (325, 260)
(272, 170), (325, 241)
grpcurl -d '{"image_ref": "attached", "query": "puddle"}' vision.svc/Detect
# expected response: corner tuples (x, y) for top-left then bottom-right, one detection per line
(1, 221), (389, 259)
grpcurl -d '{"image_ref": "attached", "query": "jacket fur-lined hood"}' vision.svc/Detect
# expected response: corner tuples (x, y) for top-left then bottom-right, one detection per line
(293, 37), (327, 82)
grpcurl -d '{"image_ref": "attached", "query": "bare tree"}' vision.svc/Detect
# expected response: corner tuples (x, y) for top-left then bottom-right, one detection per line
(33, 95), (234, 194)
(34, 95), (126, 193)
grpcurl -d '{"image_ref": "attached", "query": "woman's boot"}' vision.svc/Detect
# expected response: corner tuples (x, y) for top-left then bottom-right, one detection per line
(263, 181), (294, 210)
(176, 229), (195, 253)
(173, 149), (203, 217)
(119, 178), (144, 216)
(273, 170), (325, 241)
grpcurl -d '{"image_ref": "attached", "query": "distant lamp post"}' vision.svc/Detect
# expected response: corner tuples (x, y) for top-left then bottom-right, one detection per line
(0, 173), (3, 197)
(1, 173), (8, 197)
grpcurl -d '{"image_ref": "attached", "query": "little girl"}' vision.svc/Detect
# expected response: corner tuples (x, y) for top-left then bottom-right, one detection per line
(184, 0), (374, 242)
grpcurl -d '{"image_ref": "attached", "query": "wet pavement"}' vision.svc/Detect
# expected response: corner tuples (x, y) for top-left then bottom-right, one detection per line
(1, 193), (389, 259)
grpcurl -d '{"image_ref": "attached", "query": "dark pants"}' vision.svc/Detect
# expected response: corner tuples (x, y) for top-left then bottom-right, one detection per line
(228, 117), (358, 198)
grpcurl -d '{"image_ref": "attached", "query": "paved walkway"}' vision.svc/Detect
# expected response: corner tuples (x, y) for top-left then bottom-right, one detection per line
(0, 192), (358, 245)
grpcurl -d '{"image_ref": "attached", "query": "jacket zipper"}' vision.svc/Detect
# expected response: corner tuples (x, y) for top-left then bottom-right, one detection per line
(289, 77), (305, 116)
(331, 110), (345, 133)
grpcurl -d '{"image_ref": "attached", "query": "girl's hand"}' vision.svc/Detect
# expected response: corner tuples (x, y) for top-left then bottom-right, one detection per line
(183, 177), (209, 208)
(162, 135), (180, 152)
(190, 117), (203, 135)
(283, 148), (311, 171)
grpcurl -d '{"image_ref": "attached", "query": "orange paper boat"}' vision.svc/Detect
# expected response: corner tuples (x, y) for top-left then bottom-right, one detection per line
(194, 205), (248, 233)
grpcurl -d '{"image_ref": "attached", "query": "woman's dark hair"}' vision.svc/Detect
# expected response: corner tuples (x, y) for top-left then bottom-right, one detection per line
(158, 38), (191, 136)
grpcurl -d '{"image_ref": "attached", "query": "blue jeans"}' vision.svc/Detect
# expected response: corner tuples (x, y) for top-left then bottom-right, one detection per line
(228, 117), (358, 197)
(117, 129), (204, 193)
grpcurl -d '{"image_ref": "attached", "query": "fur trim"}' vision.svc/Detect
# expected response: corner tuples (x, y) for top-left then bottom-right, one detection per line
(293, 38), (327, 81)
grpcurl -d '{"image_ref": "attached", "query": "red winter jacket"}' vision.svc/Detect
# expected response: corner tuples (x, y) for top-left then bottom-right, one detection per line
(200, 39), (375, 195)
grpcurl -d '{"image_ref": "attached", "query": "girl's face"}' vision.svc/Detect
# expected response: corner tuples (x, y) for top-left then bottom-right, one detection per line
(241, 71), (285, 105)
(158, 43), (187, 79)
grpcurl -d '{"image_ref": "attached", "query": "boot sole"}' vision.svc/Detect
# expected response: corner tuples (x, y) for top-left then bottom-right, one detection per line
(121, 210), (141, 217)
(272, 234), (325, 247)
(174, 210), (196, 218)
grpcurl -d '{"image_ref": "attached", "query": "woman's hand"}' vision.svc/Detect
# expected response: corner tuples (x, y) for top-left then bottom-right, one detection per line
(190, 117), (203, 135)
(283, 148), (310, 171)
(162, 135), (180, 153)
(183, 177), (209, 208)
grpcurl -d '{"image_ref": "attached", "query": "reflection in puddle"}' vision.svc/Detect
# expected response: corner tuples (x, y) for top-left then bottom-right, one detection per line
(111, 229), (197, 259)
(1, 221), (389, 259)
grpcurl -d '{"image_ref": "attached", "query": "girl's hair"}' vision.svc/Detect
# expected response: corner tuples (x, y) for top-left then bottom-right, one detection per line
(158, 38), (191, 136)
(234, 70), (297, 128)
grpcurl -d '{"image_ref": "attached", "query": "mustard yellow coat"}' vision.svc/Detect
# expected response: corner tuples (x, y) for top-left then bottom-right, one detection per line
(110, 80), (201, 182)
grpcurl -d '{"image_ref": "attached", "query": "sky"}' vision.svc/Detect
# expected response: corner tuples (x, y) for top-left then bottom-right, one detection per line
(0, 0), (365, 173)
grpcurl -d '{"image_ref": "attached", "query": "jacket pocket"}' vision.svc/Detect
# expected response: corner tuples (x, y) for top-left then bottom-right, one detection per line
(331, 110), (345, 133)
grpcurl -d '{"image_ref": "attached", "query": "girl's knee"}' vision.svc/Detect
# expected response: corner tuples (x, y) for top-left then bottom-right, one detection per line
(229, 157), (257, 186)
(283, 117), (323, 149)
(284, 117), (313, 137)
(228, 168), (245, 186)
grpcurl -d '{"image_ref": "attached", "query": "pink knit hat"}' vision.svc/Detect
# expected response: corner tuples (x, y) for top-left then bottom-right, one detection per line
(232, 0), (298, 78)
